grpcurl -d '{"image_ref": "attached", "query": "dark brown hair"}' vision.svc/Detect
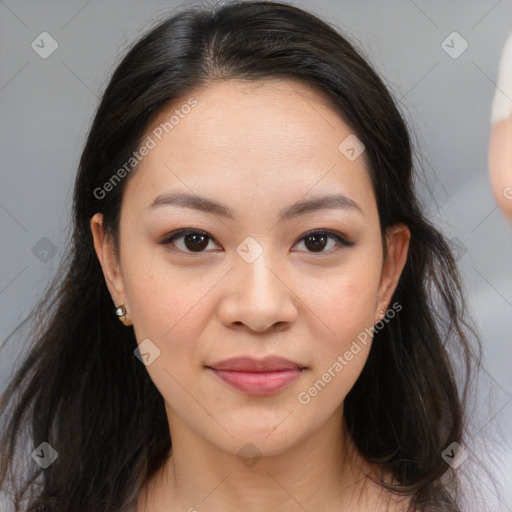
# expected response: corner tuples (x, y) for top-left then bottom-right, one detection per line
(0, 1), (481, 510)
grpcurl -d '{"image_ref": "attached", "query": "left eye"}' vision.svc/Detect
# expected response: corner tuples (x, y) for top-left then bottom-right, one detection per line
(159, 229), (353, 254)
(294, 230), (354, 253)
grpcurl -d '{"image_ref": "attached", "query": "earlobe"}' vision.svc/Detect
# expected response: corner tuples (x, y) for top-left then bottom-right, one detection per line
(90, 213), (132, 325)
(376, 223), (411, 319)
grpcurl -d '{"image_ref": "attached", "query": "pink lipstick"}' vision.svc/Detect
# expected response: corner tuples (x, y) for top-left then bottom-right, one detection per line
(206, 356), (304, 395)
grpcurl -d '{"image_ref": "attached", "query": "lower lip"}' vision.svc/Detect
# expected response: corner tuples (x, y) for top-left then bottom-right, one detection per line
(207, 368), (303, 395)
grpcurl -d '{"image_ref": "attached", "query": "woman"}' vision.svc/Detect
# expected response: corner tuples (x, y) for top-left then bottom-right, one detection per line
(0, 1), (481, 511)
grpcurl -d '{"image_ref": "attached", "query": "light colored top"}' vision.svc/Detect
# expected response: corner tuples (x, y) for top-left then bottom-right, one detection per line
(491, 32), (512, 125)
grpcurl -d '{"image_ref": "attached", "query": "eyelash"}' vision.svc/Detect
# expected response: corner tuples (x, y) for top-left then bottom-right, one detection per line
(159, 228), (354, 255)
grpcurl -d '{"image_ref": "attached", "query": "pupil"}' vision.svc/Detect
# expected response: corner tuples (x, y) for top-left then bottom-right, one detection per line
(306, 234), (326, 252)
(185, 233), (208, 252)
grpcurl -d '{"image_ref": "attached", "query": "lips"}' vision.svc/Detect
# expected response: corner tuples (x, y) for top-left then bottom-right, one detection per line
(207, 356), (304, 372)
(206, 356), (305, 395)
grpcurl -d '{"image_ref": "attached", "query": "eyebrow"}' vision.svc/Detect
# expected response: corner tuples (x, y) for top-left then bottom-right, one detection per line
(146, 191), (363, 220)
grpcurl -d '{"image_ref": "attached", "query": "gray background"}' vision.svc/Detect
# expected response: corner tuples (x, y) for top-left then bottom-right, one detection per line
(0, 0), (511, 510)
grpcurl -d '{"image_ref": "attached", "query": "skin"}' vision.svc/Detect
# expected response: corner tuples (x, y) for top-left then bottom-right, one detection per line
(91, 78), (411, 512)
(489, 116), (512, 223)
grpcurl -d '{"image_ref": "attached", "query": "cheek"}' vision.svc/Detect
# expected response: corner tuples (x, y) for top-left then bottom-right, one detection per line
(315, 277), (378, 334)
(119, 240), (179, 336)
(297, 249), (382, 395)
(295, 284), (378, 417)
(121, 248), (212, 408)
(121, 241), (224, 370)
(303, 255), (382, 343)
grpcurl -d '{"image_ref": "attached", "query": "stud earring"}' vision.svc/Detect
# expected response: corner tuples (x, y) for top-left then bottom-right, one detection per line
(115, 304), (127, 320)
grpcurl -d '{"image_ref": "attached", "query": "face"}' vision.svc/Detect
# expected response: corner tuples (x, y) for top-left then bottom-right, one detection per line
(91, 78), (409, 458)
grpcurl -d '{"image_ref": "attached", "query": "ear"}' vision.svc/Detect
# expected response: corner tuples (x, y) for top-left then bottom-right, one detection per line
(375, 223), (410, 323)
(90, 213), (132, 326)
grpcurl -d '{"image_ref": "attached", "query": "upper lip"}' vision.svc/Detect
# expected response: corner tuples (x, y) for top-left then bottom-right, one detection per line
(206, 356), (304, 372)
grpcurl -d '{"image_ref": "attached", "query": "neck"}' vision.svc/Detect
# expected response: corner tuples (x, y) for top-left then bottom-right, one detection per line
(137, 407), (383, 512)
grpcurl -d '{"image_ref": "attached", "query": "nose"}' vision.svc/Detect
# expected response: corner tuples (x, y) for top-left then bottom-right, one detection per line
(217, 253), (299, 333)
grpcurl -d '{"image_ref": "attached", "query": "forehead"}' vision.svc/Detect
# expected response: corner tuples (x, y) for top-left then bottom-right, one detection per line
(149, 78), (356, 155)
(122, 78), (374, 215)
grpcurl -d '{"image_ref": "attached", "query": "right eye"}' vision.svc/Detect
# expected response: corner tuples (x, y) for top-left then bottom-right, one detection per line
(159, 228), (221, 254)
